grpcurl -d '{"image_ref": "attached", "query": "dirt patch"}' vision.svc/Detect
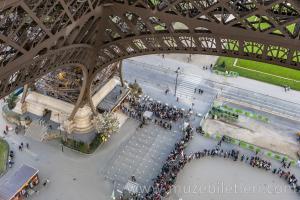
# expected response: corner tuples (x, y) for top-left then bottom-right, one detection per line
(203, 118), (299, 159)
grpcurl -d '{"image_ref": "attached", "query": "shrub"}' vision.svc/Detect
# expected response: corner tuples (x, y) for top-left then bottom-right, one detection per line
(267, 152), (273, 157)
(215, 134), (222, 140)
(6, 93), (18, 110)
(274, 154), (281, 160)
(204, 133), (210, 138)
(236, 109), (243, 114)
(220, 61), (226, 69)
(291, 160), (296, 166)
(239, 141), (247, 148)
(231, 139), (239, 145)
(248, 145), (255, 151)
(129, 82), (143, 97)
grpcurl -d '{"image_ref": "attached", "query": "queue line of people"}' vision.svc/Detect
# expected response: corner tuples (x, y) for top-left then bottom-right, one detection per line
(192, 147), (299, 194)
(143, 125), (194, 200)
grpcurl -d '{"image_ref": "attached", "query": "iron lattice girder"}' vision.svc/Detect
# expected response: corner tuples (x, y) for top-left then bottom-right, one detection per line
(0, 0), (300, 99)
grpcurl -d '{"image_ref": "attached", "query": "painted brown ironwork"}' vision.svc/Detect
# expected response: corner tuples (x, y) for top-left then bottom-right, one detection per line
(1, 0), (300, 116)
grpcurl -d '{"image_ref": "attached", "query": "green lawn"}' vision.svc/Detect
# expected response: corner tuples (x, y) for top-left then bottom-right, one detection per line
(0, 139), (8, 174)
(215, 57), (300, 91)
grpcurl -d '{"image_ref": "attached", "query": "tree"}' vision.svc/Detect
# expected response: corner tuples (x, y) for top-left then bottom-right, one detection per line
(220, 61), (226, 69)
(129, 81), (143, 98)
(6, 93), (18, 110)
(94, 112), (120, 142)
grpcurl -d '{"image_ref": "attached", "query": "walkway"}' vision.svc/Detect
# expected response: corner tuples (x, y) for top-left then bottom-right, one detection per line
(129, 55), (300, 104)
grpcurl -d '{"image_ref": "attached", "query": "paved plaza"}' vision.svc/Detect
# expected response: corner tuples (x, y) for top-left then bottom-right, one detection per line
(170, 158), (299, 200)
(103, 120), (182, 195)
(164, 132), (300, 200)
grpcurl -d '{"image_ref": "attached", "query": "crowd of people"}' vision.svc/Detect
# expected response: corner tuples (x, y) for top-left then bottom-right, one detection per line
(121, 95), (185, 123)
(143, 125), (194, 200)
(154, 119), (172, 130)
(249, 156), (272, 170)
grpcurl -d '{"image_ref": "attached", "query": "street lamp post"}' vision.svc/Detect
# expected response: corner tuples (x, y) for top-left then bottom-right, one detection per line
(56, 113), (64, 141)
(174, 67), (180, 96)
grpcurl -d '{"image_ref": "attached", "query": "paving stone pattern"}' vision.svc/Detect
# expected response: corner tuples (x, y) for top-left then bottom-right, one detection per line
(103, 123), (182, 193)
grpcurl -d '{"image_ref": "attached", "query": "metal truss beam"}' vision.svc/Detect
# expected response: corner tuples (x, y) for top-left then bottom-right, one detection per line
(0, 0), (299, 115)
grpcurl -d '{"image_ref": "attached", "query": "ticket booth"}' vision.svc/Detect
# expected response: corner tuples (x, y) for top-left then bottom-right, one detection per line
(0, 165), (39, 200)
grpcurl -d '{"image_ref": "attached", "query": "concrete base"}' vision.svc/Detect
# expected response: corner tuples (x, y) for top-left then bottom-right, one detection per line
(13, 77), (123, 135)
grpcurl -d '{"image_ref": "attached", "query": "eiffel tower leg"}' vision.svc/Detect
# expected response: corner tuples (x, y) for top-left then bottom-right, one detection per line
(118, 61), (124, 87)
(68, 64), (89, 120)
(20, 84), (29, 113)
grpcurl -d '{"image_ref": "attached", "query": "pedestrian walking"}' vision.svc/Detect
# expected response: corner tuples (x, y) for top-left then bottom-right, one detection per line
(26, 143), (29, 149)
(61, 145), (64, 152)
(287, 162), (291, 169)
(283, 162), (287, 168)
(5, 125), (8, 132)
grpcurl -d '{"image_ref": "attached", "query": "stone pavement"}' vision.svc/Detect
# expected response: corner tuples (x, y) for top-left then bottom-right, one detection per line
(25, 120), (48, 141)
(103, 120), (182, 196)
(170, 158), (299, 200)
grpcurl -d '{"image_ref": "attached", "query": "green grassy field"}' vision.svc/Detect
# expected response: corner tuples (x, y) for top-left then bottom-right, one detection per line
(215, 57), (300, 91)
(0, 139), (8, 174)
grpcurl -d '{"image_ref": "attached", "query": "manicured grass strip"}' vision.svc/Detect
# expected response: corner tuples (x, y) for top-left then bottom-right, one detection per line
(236, 59), (300, 80)
(215, 57), (300, 91)
(0, 139), (9, 174)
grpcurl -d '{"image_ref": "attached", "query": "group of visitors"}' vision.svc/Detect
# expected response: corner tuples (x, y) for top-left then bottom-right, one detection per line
(18, 142), (29, 151)
(281, 158), (292, 169)
(8, 150), (14, 168)
(249, 156), (271, 170)
(154, 119), (172, 130)
(122, 95), (185, 123)
(3, 125), (9, 135)
(194, 88), (204, 95)
(284, 85), (291, 92)
(143, 125), (194, 199)
(121, 106), (142, 120)
(273, 167), (299, 190)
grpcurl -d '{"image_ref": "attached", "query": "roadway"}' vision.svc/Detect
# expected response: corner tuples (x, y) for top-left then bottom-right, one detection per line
(123, 57), (300, 126)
